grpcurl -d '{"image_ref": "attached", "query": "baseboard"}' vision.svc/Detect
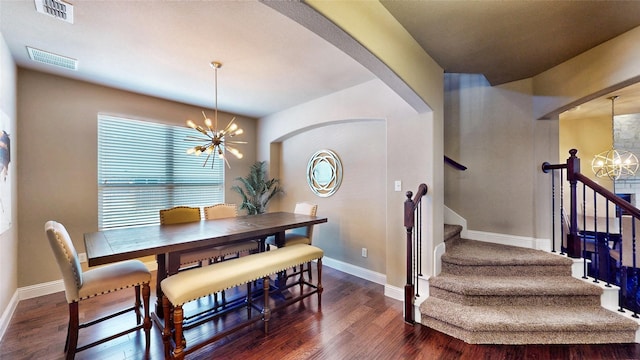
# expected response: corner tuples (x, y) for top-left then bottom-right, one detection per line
(321, 256), (386, 286)
(466, 230), (550, 251)
(0, 291), (19, 342)
(18, 279), (65, 301)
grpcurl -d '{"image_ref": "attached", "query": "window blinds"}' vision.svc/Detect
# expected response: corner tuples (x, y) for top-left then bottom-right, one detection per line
(97, 115), (224, 230)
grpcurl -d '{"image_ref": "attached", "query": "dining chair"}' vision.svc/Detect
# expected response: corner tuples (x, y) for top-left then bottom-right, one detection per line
(266, 202), (318, 281)
(45, 220), (151, 360)
(266, 202), (318, 248)
(203, 203), (260, 260)
(159, 206), (223, 268)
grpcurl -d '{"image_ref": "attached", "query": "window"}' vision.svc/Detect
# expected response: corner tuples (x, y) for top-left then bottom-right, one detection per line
(98, 115), (223, 229)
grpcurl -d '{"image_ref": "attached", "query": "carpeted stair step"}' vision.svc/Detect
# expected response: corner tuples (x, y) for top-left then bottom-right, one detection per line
(429, 274), (602, 306)
(420, 297), (638, 344)
(441, 239), (573, 277)
(444, 224), (462, 243)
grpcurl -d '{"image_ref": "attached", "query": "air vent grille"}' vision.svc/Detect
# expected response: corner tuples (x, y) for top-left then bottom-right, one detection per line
(27, 47), (78, 71)
(34, 0), (74, 24)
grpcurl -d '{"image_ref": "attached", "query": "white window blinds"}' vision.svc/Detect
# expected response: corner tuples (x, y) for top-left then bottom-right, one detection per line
(98, 115), (224, 230)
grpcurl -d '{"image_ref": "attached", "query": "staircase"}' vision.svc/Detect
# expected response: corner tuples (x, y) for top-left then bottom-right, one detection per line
(419, 225), (639, 344)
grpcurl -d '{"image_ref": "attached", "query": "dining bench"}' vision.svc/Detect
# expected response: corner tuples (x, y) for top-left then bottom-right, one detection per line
(160, 243), (324, 360)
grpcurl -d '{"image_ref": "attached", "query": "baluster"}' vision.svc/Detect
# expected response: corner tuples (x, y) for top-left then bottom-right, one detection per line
(633, 219), (639, 318)
(551, 169), (556, 253)
(560, 169), (565, 255)
(581, 183), (588, 279)
(593, 190), (599, 284)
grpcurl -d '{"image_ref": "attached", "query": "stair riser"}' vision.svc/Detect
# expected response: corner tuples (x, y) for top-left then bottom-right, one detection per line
(422, 316), (636, 344)
(442, 263), (572, 277)
(429, 287), (601, 307)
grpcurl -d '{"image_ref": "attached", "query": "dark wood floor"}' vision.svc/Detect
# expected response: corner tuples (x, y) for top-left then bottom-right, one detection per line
(2, 265), (640, 360)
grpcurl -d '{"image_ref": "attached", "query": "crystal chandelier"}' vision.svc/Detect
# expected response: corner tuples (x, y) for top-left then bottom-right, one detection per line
(591, 96), (639, 180)
(186, 61), (245, 168)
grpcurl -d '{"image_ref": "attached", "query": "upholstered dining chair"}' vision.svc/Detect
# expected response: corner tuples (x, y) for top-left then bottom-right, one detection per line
(266, 202), (318, 248)
(45, 220), (151, 360)
(203, 203), (260, 260)
(159, 206), (223, 268)
(265, 202), (318, 281)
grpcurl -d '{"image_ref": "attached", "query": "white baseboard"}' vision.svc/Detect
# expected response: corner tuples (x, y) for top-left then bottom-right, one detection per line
(321, 256), (386, 285)
(0, 291), (19, 341)
(466, 230), (550, 251)
(19, 279), (65, 301)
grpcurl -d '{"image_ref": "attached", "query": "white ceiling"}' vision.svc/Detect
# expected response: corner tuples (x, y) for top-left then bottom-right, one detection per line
(2, 0), (640, 119)
(0, 1), (375, 118)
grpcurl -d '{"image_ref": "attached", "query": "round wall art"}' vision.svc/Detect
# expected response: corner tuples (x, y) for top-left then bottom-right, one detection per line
(306, 149), (342, 197)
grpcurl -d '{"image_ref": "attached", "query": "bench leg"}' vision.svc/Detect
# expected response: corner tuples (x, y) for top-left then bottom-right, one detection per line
(262, 276), (271, 335)
(162, 296), (172, 359)
(317, 258), (323, 310)
(173, 305), (185, 360)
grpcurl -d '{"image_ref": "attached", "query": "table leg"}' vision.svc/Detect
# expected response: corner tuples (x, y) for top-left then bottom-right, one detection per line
(155, 253), (167, 317)
(273, 231), (293, 299)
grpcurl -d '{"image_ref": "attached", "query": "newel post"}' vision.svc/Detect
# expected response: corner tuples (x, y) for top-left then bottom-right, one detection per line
(566, 149), (581, 258)
(404, 190), (415, 324)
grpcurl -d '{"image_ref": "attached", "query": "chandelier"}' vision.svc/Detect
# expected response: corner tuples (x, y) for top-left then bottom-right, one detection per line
(591, 96), (639, 180)
(186, 61), (245, 168)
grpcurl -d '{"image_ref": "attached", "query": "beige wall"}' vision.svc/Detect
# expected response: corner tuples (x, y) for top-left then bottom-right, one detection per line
(17, 69), (257, 287)
(559, 113), (613, 189)
(0, 33), (18, 330)
(258, 79), (426, 287)
(280, 121), (386, 272)
(444, 75), (540, 236)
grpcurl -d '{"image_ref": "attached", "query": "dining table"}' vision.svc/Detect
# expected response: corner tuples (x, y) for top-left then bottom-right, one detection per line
(83, 211), (328, 317)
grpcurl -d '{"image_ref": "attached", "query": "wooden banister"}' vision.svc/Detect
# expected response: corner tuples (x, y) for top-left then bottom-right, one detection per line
(404, 183), (428, 324)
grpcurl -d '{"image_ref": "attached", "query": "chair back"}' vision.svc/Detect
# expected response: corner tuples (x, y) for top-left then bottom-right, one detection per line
(44, 220), (83, 303)
(204, 203), (238, 220)
(160, 206), (201, 225)
(290, 202), (318, 239)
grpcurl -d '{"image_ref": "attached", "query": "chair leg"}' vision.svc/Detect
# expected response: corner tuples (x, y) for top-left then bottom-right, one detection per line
(66, 302), (79, 360)
(142, 283), (152, 351)
(134, 285), (142, 324)
(317, 259), (323, 310)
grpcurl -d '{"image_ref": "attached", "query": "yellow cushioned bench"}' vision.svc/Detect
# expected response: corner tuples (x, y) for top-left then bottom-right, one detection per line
(161, 244), (324, 360)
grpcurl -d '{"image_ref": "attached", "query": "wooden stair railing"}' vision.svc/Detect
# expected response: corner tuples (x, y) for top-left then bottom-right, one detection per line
(404, 183), (428, 324)
(444, 155), (467, 171)
(543, 148), (640, 316)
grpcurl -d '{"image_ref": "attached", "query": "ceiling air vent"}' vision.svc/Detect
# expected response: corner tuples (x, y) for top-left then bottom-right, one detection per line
(27, 47), (78, 71)
(34, 0), (74, 24)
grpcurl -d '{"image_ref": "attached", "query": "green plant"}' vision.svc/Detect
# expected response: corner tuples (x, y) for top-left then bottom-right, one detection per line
(231, 161), (282, 215)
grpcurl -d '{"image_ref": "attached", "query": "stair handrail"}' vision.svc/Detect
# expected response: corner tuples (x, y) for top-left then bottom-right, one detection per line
(444, 155), (467, 171)
(404, 183), (428, 324)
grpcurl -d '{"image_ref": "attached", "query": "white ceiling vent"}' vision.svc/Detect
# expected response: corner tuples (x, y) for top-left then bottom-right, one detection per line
(27, 47), (78, 71)
(34, 0), (74, 24)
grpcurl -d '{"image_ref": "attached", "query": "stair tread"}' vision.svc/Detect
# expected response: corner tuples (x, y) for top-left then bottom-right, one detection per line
(420, 297), (638, 332)
(442, 239), (573, 267)
(430, 274), (602, 296)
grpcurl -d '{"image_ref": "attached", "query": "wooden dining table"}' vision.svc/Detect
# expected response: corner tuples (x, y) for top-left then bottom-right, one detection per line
(84, 211), (327, 317)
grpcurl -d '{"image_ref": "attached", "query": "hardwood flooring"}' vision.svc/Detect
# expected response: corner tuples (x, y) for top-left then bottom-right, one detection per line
(2, 265), (640, 359)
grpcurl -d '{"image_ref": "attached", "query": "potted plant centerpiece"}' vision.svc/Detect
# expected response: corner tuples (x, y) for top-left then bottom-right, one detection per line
(231, 161), (282, 215)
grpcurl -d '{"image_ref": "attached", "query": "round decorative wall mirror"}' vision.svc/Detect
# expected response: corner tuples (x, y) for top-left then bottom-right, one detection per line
(307, 149), (342, 197)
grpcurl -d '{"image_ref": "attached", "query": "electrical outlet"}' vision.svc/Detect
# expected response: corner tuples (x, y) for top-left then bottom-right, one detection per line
(78, 252), (87, 263)
(394, 180), (402, 192)
(361, 248), (368, 258)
